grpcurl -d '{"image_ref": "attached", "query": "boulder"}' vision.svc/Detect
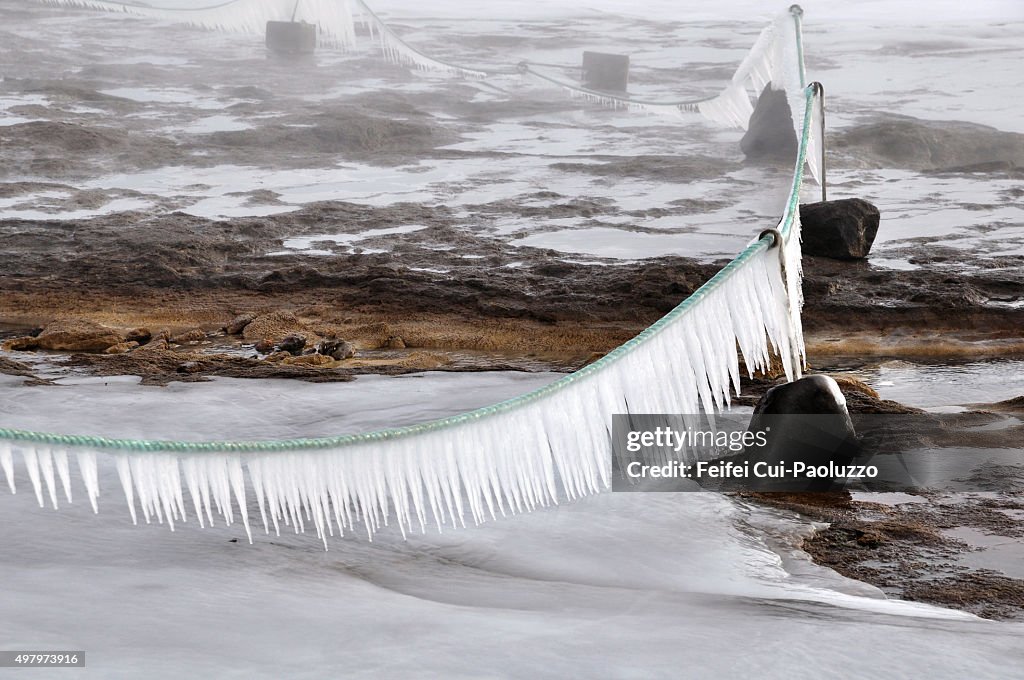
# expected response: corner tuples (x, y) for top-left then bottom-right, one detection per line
(385, 335), (406, 349)
(263, 351), (292, 363)
(799, 198), (880, 260)
(33, 319), (124, 352)
(176, 361), (203, 374)
(278, 333), (307, 355)
(740, 86), (797, 162)
(745, 375), (859, 492)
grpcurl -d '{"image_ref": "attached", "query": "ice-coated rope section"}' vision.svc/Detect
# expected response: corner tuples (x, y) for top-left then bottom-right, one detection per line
(0, 82), (824, 548)
(36, 0), (489, 75)
(38, 0), (360, 47)
(519, 9), (808, 137)
(350, 0), (489, 78)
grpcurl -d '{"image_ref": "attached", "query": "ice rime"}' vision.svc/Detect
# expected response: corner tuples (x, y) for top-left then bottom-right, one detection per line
(5, 4), (816, 547)
(41, 0), (360, 47)
(39, 0), (487, 76)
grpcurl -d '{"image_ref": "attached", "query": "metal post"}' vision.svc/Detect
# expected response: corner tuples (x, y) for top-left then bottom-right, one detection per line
(815, 82), (827, 202)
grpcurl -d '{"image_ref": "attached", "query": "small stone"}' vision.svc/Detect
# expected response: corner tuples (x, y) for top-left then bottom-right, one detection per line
(254, 338), (275, 354)
(316, 338), (355, 360)
(104, 341), (139, 354)
(385, 335), (406, 349)
(225, 313), (256, 335)
(170, 328), (207, 344)
(278, 333), (307, 355)
(176, 361), (203, 374)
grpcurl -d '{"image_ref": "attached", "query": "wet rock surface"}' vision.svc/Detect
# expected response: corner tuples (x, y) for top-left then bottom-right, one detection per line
(0, 198), (1020, 343)
(746, 491), (1024, 620)
(832, 114), (1024, 172)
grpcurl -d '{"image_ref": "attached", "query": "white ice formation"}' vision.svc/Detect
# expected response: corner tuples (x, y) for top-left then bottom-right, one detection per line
(4, 4), (824, 547)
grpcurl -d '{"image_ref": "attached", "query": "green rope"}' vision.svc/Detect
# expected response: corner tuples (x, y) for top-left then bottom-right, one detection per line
(0, 85), (820, 454)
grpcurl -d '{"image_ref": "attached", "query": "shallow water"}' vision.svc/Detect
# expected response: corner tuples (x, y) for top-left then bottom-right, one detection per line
(846, 358), (1024, 409)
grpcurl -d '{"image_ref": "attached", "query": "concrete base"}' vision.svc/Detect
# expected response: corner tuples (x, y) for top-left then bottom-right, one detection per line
(581, 51), (629, 92)
(266, 21), (317, 55)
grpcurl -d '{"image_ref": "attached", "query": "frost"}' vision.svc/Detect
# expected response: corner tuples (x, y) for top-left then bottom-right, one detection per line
(41, 0), (359, 47)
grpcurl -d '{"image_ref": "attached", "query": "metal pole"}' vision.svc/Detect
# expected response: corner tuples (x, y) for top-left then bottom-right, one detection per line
(815, 82), (827, 202)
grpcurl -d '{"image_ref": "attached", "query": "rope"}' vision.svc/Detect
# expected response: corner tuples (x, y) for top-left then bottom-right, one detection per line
(0, 83), (822, 454)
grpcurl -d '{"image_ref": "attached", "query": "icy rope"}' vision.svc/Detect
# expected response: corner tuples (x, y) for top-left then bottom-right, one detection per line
(0, 84), (821, 546)
(40, 0), (360, 47)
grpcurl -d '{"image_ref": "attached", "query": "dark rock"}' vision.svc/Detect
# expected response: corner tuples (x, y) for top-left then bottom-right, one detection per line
(254, 338), (275, 354)
(740, 85), (797, 162)
(799, 198), (880, 260)
(278, 333), (307, 355)
(316, 338), (355, 360)
(754, 375), (852, 417)
(746, 375), (860, 491)
(225, 313), (256, 335)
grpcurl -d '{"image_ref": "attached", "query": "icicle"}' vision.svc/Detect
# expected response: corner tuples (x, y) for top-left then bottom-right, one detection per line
(1, 443), (14, 494)
(350, 0), (488, 77)
(21, 448), (44, 508)
(77, 451), (100, 513)
(37, 0), (360, 49)
(115, 456), (138, 525)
